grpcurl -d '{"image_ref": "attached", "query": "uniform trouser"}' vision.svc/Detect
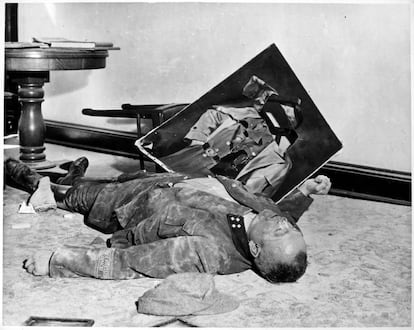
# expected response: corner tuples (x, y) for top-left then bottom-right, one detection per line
(61, 181), (107, 215)
(57, 180), (125, 234)
(54, 170), (183, 234)
(55, 170), (153, 214)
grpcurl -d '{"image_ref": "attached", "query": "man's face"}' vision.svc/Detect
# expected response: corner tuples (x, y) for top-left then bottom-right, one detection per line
(249, 210), (306, 264)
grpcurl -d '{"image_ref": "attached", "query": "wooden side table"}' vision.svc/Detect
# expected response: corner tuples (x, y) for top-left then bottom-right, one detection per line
(5, 47), (113, 169)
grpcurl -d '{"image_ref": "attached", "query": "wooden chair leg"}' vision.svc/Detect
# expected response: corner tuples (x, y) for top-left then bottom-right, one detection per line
(136, 115), (145, 170)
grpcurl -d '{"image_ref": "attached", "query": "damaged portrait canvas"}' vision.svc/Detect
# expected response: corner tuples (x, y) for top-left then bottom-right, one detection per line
(136, 44), (342, 202)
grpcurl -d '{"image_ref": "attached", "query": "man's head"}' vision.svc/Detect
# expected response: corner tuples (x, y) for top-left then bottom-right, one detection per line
(247, 209), (307, 283)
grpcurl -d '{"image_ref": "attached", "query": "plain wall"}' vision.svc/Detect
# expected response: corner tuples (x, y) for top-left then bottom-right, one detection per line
(17, 2), (411, 172)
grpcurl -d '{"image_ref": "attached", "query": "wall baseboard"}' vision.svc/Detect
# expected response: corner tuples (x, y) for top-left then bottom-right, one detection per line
(317, 162), (411, 206)
(45, 120), (140, 159)
(45, 120), (411, 206)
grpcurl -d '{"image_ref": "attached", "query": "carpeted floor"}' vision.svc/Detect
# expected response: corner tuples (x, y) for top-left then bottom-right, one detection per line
(2, 144), (412, 327)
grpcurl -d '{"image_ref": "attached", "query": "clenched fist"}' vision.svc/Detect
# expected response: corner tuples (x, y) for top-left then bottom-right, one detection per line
(299, 175), (331, 196)
(23, 250), (53, 276)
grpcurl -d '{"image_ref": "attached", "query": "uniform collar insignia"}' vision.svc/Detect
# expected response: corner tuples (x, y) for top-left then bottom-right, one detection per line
(226, 213), (254, 261)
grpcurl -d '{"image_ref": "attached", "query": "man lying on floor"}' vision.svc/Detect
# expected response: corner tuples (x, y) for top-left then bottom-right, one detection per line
(5, 157), (330, 283)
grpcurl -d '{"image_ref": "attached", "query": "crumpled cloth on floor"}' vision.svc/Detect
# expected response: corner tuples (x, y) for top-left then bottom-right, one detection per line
(136, 272), (239, 316)
(28, 177), (57, 212)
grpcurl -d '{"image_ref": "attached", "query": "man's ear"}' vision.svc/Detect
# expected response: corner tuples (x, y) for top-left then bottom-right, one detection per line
(248, 240), (261, 258)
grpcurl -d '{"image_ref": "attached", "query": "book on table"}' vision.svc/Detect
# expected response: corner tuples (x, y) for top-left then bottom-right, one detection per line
(32, 37), (114, 49)
(5, 42), (49, 49)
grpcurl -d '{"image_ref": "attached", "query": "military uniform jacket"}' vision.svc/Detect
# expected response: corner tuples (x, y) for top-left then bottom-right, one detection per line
(49, 174), (312, 279)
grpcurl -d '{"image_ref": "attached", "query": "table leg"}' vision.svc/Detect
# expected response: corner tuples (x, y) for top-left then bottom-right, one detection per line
(14, 72), (55, 170)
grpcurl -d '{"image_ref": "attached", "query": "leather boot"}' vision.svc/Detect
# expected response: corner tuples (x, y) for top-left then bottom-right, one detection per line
(4, 158), (43, 193)
(56, 157), (89, 185)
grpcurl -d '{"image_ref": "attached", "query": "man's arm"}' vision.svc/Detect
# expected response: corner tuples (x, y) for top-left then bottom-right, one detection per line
(184, 109), (227, 144)
(23, 236), (225, 279)
(276, 189), (313, 222)
(277, 175), (331, 222)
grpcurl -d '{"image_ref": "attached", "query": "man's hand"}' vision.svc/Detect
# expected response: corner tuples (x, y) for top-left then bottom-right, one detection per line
(299, 175), (331, 196)
(23, 250), (53, 276)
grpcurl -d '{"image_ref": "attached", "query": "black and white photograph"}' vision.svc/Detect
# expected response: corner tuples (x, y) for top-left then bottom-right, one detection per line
(2, 0), (411, 327)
